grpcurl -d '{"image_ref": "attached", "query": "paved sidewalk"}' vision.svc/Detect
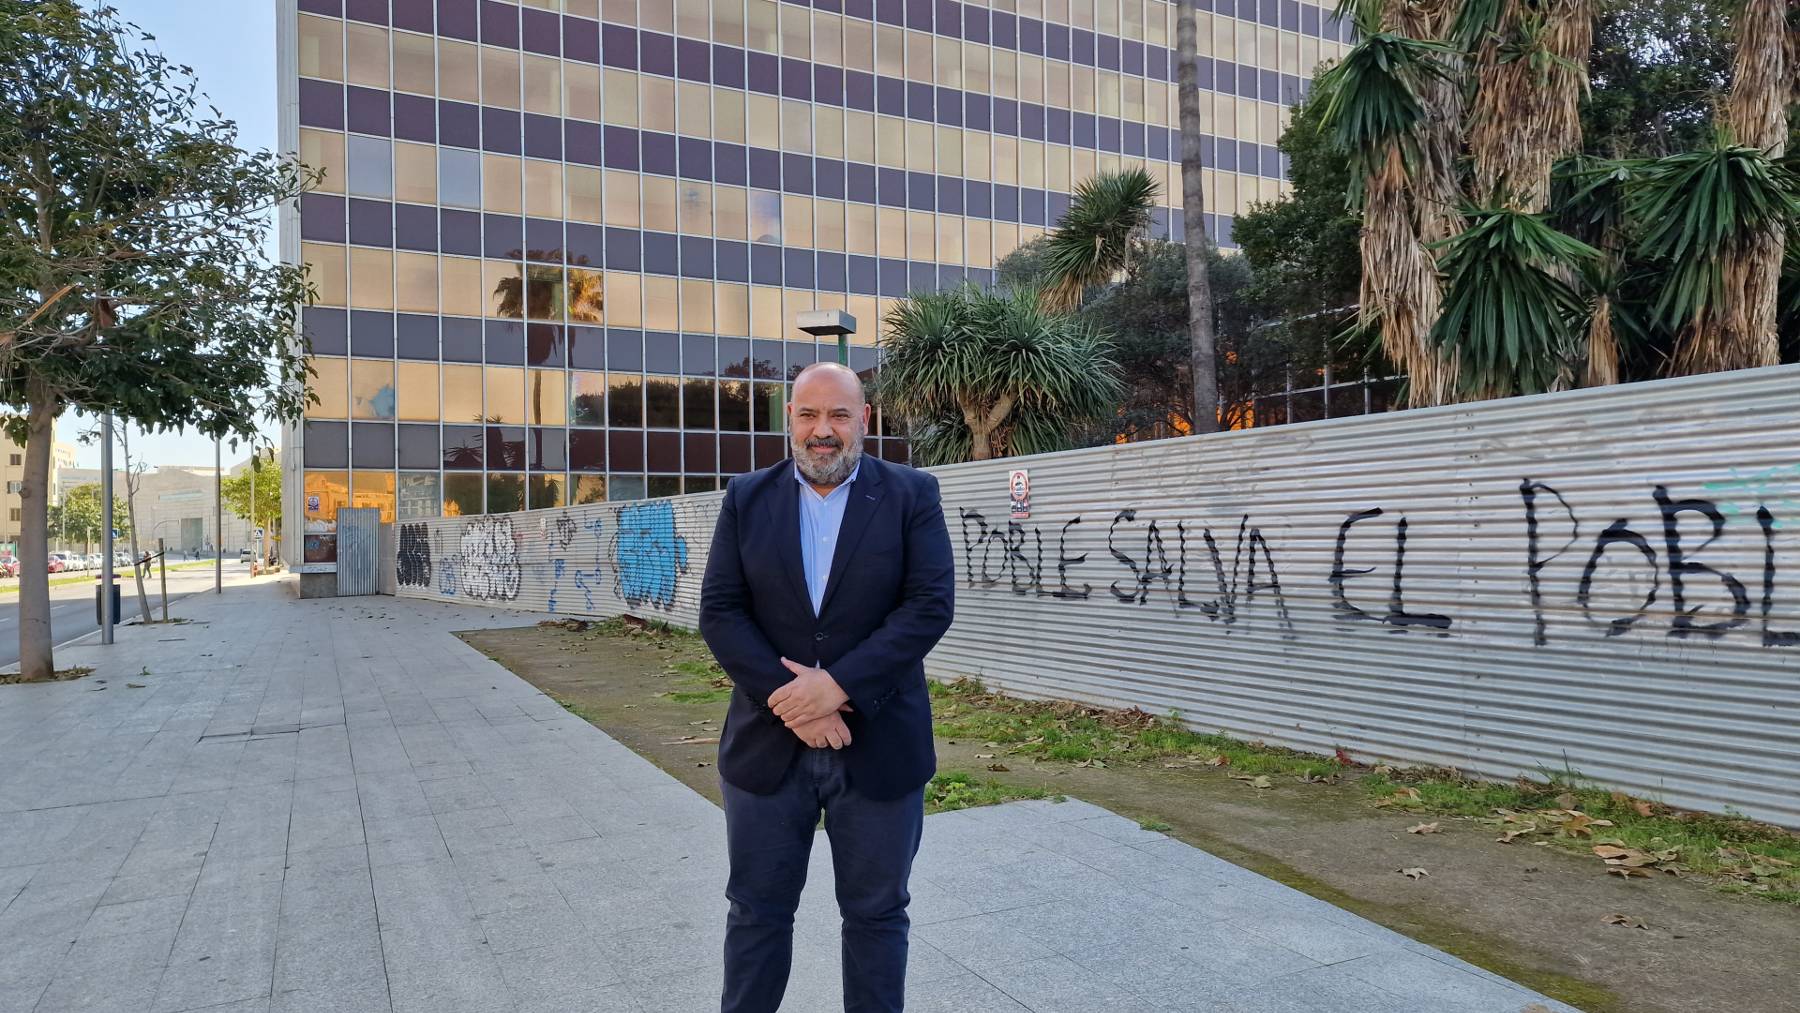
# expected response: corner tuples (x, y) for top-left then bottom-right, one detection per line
(0, 581), (1576, 1012)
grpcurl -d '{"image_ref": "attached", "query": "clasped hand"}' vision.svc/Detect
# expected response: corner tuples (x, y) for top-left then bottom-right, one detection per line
(771, 657), (854, 749)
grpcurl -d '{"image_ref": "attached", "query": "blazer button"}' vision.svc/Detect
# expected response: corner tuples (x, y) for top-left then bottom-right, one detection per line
(813, 632), (828, 641)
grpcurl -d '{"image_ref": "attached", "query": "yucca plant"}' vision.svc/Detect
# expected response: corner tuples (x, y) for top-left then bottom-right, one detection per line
(1431, 206), (1602, 397)
(1316, 29), (1456, 193)
(1628, 141), (1800, 372)
(1553, 155), (1643, 384)
(878, 286), (1125, 464)
(1040, 168), (1159, 313)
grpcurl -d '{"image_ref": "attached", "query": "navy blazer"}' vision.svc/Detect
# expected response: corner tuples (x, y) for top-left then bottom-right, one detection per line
(699, 455), (956, 800)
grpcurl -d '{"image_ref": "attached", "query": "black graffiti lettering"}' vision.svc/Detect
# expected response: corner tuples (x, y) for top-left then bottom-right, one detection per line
(1757, 507), (1799, 647)
(1520, 480), (1580, 647)
(396, 523), (433, 588)
(1173, 522), (1206, 611)
(1387, 519), (1451, 634)
(1577, 520), (1659, 638)
(1054, 517), (1091, 600)
(1007, 522), (1043, 596)
(1655, 486), (1750, 639)
(958, 508), (986, 587)
(1330, 508), (1384, 624)
(1108, 509), (1144, 603)
(1245, 526), (1296, 634)
(1140, 521), (1182, 607)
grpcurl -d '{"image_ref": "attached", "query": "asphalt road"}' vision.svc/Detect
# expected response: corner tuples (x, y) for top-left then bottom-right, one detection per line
(0, 563), (251, 669)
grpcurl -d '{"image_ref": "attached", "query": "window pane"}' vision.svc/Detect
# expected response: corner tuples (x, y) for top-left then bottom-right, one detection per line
(749, 286), (780, 339)
(300, 129), (346, 195)
(395, 252), (438, 313)
(604, 170), (641, 227)
(530, 369), (567, 425)
(714, 187), (747, 241)
(748, 191), (781, 244)
(349, 248), (394, 310)
(525, 159), (562, 220)
(485, 365), (525, 424)
(304, 243), (348, 306)
(605, 272), (642, 326)
(569, 370), (606, 425)
(678, 81), (710, 137)
(567, 166), (603, 223)
(642, 77), (675, 132)
(346, 135), (393, 199)
(441, 257), (483, 317)
(683, 378), (715, 428)
(845, 205), (875, 256)
(603, 69), (638, 127)
(396, 361), (439, 421)
(529, 474), (565, 510)
(307, 357), (349, 418)
(713, 88), (745, 143)
(351, 470), (397, 523)
(394, 141), (437, 204)
(645, 376), (681, 427)
(715, 283), (749, 335)
(719, 380), (750, 431)
(523, 54), (561, 116)
(608, 373), (643, 426)
(486, 474), (525, 513)
(781, 100), (812, 153)
(485, 261), (523, 318)
(566, 63), (600, 122)
(482, 46), (521, 110)
(298, 15), (344, 80)
(440, 148), (481, 208)
(398, 472), (440, 520)
(303, 471), (348, 562)
(439, 39), (480, 103)
(644, 276), (679, 331)
(482, 155), (522, 215)
(351, 359), (396, 419)
(443, 364), (484, 422)
(643, 176), (677, 232)
(678, 182), (712, 235)
(680, 280), (713, 332)
(345, 23), (390, 89)
(525, 266), (561, 320)
(568, 267), (605, 323)
(571, 474), (608, 504)
(393, 31), (436, 94)
(443, 472), (483, 516)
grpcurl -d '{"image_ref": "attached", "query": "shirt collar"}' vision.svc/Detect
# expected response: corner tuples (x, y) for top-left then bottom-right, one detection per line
(793, 459), (861, 498)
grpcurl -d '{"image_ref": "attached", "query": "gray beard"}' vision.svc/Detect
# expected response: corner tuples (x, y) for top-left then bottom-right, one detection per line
(793, 436), (863, 487)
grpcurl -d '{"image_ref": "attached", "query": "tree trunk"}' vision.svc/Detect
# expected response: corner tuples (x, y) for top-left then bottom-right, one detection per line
(120, 431), (152, 624)
(1177, 0), (1219, 433)
(16, 384), (58, 681)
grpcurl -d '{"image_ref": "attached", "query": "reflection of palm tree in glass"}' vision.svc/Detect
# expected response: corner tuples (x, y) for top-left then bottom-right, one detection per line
(492, 254), (569, 321)
(567, 268), (604, 324)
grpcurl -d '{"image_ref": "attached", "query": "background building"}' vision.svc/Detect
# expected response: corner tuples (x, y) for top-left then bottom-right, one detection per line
(55, 463), (258, 559)
(0, 440), (78, 556)
(278, 0), (1345, 561)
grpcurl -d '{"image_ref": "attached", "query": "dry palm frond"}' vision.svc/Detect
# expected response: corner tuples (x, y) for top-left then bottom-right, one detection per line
(1583, 295), (1620, 387)
(1466, 0), (1593, 210)
(1360, 147), (1456, 406)
(1695, 0), (1791, 374)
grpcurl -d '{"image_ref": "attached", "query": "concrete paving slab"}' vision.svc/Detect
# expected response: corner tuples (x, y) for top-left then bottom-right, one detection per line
(0, 581), (1576, 1013)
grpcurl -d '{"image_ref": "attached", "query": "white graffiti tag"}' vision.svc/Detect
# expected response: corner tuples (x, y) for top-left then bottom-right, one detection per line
(456, 517), (522, 601)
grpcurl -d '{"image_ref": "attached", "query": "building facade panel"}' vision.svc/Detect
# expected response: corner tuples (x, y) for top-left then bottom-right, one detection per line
(281, 0), (1332, 562)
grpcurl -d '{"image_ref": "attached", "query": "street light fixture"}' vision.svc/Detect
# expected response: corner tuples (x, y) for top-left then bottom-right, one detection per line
(796, 309), (857, 366)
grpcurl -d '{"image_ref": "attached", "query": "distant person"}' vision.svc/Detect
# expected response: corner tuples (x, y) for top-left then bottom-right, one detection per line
(699, 362), (955, 1013)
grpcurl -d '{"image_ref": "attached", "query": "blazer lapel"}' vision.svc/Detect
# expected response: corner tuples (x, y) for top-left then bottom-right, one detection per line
(765, 466), (812, 615)
(819, 459), (887, 616)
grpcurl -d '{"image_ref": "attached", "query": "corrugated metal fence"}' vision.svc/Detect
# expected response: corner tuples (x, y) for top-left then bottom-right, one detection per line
(397, 364), (1800, 826)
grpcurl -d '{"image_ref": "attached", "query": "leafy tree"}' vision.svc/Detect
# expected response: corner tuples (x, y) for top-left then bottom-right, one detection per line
(1039, 168), (1158, 312)
(49, 482), (129, 551)
(878, 286), (1124, 464)
(221, 457), (281, 535)
(0, 2), (314, 679)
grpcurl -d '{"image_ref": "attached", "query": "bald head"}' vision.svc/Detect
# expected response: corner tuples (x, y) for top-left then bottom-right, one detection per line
(787, 361), (870, 488)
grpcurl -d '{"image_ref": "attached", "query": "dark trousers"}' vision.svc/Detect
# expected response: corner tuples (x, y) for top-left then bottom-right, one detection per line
(720, 746), (926, 1013)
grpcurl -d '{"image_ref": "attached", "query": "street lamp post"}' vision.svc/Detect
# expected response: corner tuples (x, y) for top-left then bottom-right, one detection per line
(796, 309), (857, 366)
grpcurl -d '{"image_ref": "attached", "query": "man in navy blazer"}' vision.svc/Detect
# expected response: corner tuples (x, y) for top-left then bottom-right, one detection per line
(700, 361), (955, 1013)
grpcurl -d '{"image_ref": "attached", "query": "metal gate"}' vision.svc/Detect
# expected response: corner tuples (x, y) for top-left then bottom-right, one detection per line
(335, 507), (380, 596)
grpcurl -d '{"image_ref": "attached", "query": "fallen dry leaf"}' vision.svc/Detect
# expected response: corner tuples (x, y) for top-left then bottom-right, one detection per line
(1252, 775), (1272, 789)
(1207, 755), (1231, 767)
(1632, 801), (1654, 817)
(1398, 867), (1429, 880)
(1556, 792), (1579, 810)
(1408, 822), (1441, 835)
(1601, 913), (1649, 929)
(1373, 764), (1394, 775)
(986, 763), (1009, 772)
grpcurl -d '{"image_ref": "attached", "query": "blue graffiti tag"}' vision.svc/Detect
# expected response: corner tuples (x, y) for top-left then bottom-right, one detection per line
(549, 558), (566, 613)
(612, 501), (690, 610)
(572, 515), (607, 611)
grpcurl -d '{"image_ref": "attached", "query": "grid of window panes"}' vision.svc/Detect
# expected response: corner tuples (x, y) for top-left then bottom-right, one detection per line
(288, 0), (1343, 529)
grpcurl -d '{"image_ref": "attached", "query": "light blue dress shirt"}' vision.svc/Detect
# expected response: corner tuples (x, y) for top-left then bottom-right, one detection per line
(795, 462), (860, 616)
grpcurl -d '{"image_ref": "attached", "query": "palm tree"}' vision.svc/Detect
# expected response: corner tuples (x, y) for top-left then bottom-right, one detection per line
(1176, 0), (1220, 433)
(1040, 169), (1159, 313)
(878, 286), (1125, 465)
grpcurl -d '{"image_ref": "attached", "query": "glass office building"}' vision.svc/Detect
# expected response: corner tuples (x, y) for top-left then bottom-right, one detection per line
(279, 0), (1346, 560)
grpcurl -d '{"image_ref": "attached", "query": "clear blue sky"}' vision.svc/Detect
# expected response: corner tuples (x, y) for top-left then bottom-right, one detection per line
(57, 0), (280, 469)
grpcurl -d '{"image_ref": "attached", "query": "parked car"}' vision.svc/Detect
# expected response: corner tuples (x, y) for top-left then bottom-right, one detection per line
(47, 555), (66, 573)
(85, 553), (103, 570)
(238, 547), (253, 562)
(0, 556), (18, 578)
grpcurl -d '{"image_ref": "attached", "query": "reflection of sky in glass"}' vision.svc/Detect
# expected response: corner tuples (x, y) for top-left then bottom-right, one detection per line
(747, 190), (782, 244)
(370, 384), (395, 419)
